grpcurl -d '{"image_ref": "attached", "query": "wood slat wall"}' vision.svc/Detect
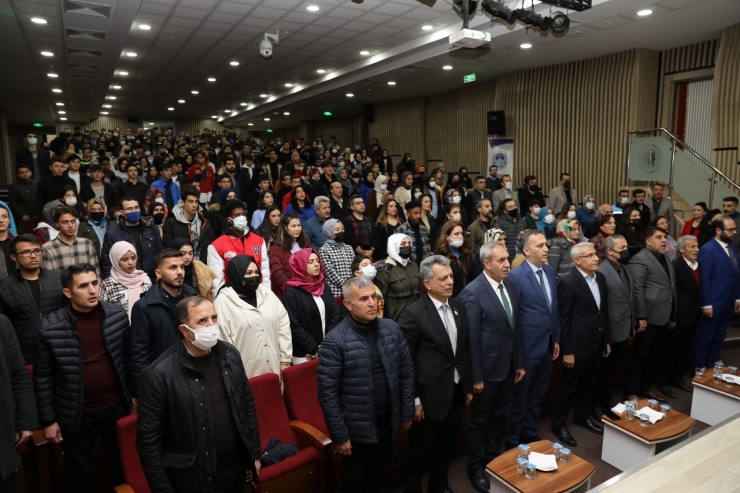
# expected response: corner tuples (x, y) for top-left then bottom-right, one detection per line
(711, 23), (740, 182)
(315, 116), (361, 152)
(56, 118), (248, 136)
(368, 98), (426, 162)
(663, 39), (718, 74)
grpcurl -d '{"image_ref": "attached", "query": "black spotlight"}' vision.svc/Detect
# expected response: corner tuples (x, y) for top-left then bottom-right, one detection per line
(453, 0), (478, 16)
(481, 0), (519, 24)
(514, 8), (553, 32)
(550, 11), (570, 34)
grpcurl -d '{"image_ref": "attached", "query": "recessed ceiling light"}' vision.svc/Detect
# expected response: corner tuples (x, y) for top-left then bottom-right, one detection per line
(58, 111), (66, 115)
(168, 107), (174, 111)
(230, 61), (239, 66)
(40, 51), (54, 57)
(317, 69), (326, 74)
(285, 83), (293, 87)
(224, 110), (231, 113)
(31, 17), (47, 24)
(107, 96), (116, 100)
(56, 102), (64, 106)
(387, 81), (396, 85)
(520, 43), (532, 49)
(118, 71), (129, 76)
(264, 118), (270, 121)
(191, 90), (199, 94)
(260, 94), (268, 98)
(443, 65), (453, 70)
(101, 112), (109, 115)
(207, 77), (216, 82)
(248, 123), (254, 126)
(126, 52), (137, 57)
(47, 73), (58, 78)
(138, 24), (151, 30)
(637, 9), (652, 16)
(360, 51), (370, 55)
(284, 112), (290, 115)
(52, 88), (62, 93)
(422, 25), (433, 30)
(148, 122), (154, 125)
(346, 93), (354, 97)
(178, 99), (185, 103)
(307, 5), (320, 11)
(112, 85), (121, 89)
(240, 102), (248, 106)
(102, 104), (112, 108)
(59, 117), (67, 121)
(211, 115), (218, 119)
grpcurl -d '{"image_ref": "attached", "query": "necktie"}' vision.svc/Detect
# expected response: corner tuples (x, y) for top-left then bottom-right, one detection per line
(498, 284), (513, 327)
(440, 305), (459, 383)
(536, 270), (550, 307)
(727, 246), (737, 270)
(618, 267), (630, 293)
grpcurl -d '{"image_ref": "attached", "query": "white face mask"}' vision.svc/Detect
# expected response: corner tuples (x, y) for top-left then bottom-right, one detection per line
(451, 212), (461, 221)
(585, 202), (595, 210)
(429, 181), (436, 188)
(544, 214), (555, 224)
(620, 197), (629, 205)
(414, 192), (422, 199)
(567, 211), (576, 219)
(65, 197), (77, 207)
(449, 238), (465, 248)
(28, 137), (38, 145)
(504, 181), (512, 190)
(155, 197), (164, 204)
(185, 324), (220, 350)
(379, 184), (387, 191)
(533, 206), (541, 215)
(452, 195), (461, 204)
(232, 215), (249, 232)
(144, 151), (151, 156)
(361, 265), (377, 280)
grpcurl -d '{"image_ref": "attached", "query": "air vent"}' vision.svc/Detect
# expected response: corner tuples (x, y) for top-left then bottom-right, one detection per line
(66, 28), (106, 41)
(68, 48), (102, 58)
(69, 74), (96, 81)
(64, 0), (111, 18)
(68, 64), (98, 72)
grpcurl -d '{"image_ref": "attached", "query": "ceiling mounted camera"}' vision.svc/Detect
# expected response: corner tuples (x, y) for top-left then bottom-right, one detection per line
(260, 31), (280, 59)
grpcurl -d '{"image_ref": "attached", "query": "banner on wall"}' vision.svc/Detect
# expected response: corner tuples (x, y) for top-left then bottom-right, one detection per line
(487, 138), (515, 181)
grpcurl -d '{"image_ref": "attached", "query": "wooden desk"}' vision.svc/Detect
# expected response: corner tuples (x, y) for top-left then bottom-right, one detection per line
(691, 373), (740, 425)
(600, 399), (695, 471)
(485, 439), (595, 493)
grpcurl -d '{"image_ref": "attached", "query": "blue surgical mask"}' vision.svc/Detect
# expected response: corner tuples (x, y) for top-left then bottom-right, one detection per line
(125, 211), (141, 223)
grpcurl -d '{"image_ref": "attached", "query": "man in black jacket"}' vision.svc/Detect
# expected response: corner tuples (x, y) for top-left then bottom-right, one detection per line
(162, 187), (214, 261)
(137, 296), (261, 492)
(113, 162), (149, 208)
(0, 313), (38, 492)
(8, 165), (38, 235)
(36, 157), (76, 217)
(130, 249), (197, 393)
(399, 256), (473, 493)
(15, 130), (50, 180)
(34, 264), (133, 492)
(318, 276), (414, 493)
(0, 235), (65, 364)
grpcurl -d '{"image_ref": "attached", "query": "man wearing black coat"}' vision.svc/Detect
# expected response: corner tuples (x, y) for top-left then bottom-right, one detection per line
(551, 242), (610, 448)
(36, 157), (76, 217)
(399, 256), (473, 493)
(0, 314), (38, 492)
(16, 130), (50, 180)
(137, 296), (261, 492)
(34, 264), (134, 492)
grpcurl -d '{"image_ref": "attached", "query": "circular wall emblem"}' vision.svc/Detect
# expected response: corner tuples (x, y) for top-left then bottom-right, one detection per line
(638, 144), (662, 174)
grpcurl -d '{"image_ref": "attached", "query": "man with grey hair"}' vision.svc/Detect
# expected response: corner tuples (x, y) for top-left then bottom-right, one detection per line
(399, 255), (473, 493)
(459, 241), (524, 493)
(304, 195), (332, 249)
(318, 276), (414, 492)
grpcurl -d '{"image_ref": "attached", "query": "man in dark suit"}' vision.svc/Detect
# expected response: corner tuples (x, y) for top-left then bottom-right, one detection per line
(551, 242), (610, 448)
(663, 235), (700, 392)
(625, 226), (676, 401)
(695, 216), (740, 369)
(399, 255), (473, 493)
(459, 241), (525, 493)
(630, 189), (651, 229)
(505, 230), (560, 448)
(596, 235), (634, 419)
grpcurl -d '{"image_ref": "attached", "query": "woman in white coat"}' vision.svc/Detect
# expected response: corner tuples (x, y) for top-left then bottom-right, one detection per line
(214, 254), (292, 379)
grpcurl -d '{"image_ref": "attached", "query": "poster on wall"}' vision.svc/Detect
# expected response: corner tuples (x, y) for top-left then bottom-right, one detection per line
(487, 138), (515, 181)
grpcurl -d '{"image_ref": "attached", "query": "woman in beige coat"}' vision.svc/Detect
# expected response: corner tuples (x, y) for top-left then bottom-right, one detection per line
(214, 254), (292, 379)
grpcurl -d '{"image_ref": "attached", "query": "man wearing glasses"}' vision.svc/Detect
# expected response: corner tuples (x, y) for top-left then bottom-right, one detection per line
(101, 196), (163, 281)
(0, 234), (65, 364)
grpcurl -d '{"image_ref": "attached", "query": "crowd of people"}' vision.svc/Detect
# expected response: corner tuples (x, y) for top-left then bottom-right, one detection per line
(1, 125), (737, 493)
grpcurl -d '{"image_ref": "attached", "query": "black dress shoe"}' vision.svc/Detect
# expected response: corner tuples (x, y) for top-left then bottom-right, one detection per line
(673, 379), (694, 392)
(504, 440), (518, 451)
(573, 417), (604, 435)
(467, 469), (488, 493)
(643, 390), (668, 403)
(657, 385), (676, 399)
(551, 425), (577, 447)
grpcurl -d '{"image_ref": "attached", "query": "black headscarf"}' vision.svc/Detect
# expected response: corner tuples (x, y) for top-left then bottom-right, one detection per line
(223, 254), (260, 305)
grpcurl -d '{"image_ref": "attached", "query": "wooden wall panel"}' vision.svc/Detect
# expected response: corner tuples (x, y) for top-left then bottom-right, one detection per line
(368, 98), (425, 163)
(711, 23), (740, 183)
(425, 91), (461, 167)
(455, 79), (497, 174)
(315, 116), (360, 152)
(663, 39), (718, 74)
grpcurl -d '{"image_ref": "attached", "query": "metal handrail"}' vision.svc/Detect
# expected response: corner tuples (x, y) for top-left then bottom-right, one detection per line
(629, 127), (740, 192)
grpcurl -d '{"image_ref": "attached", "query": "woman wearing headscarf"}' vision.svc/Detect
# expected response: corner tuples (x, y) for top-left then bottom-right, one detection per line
(0, 200), (18, 236)
(318, 218), (356, 297)
(77, 198), (114, 258)
(215, 255), (292, 379)
(548, 219), (583, 280)
(374, 232), (421, 321)
(282, 248), (340, 365)
(336, 168), (356, 198)
(536, 206), (557, 240)
(171, 238), (217, 300)
(99, 241), (152, 321)
(365, 174), (388, 220)
(33, 199), (63, 244)
(576, 194), (597, 230)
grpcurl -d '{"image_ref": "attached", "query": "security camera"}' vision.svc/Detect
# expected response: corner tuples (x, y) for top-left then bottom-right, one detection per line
(260, 31), (280, 59)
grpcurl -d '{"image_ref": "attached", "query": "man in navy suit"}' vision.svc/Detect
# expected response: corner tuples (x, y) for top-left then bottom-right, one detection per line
(505, 230), (560, 448)
(459, 241), (525, 493)
(695, 216), (740, 369)
(551, 242), (610, 448)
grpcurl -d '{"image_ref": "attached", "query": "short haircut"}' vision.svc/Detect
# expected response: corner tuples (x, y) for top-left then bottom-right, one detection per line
(571, 242), (594, 258)
(61, 263), (98, 289)
(175, 296), (212, 326)
(520, 229), (545, 251)
(181, 186), (199, 202)
(645, 225), (666, 239)
(677, 235), (698, 250)
(477, 198), (492, 210)
(604, 234), (625, 250)
(348, 194), (363, 206)
(633, 188), (645, 197)
(479, 241), (507, 263)
(65, 154), (81, 164)
(475, 175), (486, 182)
(405, 200), (422, 211)
(54, 205), (78, 222)
(195, 150), (207, 159)
(619, 188), (630, 196)
(125, 161), (139, 171)
(89, 163), (102, 172)
(256, 173), (270, 183)
(50, 157), (64, 166)
(651, 181), (665, 189)
(161, 161), (173, 170)
(9, 234), (40, 255)
(559, 172), (570, 180)
(527, 199), (540, 209)
(710, 216), (729, 235)
(313, 195), (330, 210)
(419, 255), (451, 283)
(155, 248), (183, 268)
(341, 275), (374, 300)
(120, 196), (139, 207)
(723, 196), (739, 205)
(598, 213), (615, 227)
(223, 199), (247, 218)
(351, 254), (372, 272)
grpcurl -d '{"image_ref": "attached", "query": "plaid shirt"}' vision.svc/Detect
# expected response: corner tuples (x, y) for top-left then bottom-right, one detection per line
(319, 241), (356, 296)
(342, 214), (374, 251)
(99, 275), (153, 314)
(590, 231), (609, 263)
(41, 236), (100, 274)
(396, 221), (431, 266)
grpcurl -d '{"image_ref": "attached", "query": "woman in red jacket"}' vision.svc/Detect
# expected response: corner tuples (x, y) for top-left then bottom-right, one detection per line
(680, 201), (707, 238)
(268, 212), (310, 300)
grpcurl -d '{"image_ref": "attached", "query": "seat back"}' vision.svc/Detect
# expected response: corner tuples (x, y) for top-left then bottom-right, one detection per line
(282, 360), (330, 437)
(116, 414), (151, 493)
(334, 296), (342, 311)
(249, 373), (298, 450)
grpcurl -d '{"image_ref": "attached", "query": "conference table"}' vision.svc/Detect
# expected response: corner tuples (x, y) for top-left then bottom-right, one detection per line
(690, 372), (740, 425)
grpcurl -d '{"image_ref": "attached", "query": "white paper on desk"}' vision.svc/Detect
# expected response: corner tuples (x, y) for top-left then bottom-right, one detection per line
(637, 407), (665, 424)
(528, 451), (558, 472)
(612, 403), (626, 415)
(723, 374), (740, 385)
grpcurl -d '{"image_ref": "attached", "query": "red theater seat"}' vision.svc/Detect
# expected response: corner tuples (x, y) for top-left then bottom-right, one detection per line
(114, 414), (150, 493)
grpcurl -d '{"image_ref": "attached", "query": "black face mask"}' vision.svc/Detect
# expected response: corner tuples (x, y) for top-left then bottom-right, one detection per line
(530, 185), (540, 192)
(508, 208), (519, 218)
(90, 211), (105, 222)
(334, 232), (345, 243)
(630, 219), (642, 227)
(563, 180), (571, 189)
(398, 246), (412, 259)
(618, 249), (631, 264)
(153, 213), (164, 225)
(243, 276), (260, 291)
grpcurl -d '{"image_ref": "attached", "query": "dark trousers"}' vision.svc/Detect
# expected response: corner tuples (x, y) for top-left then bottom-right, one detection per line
(505, 350), (551, 444)
(624, 323), (666, 394)
(60, 403), (127, 493)
(694, 309), (733, 369)
(216, 455), (248, 493)
(660, 321), (697, 385)
(404, 384), (463, 493)
(340, 427), (394, 493)
(466, 369), (514, 472)
(0, 473), (16, 493)
(596, 339), (626, 409)
(552, 356), (601, 428)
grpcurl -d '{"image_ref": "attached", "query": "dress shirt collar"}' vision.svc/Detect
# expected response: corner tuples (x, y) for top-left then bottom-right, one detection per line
(715, 238), (729, 249)
(428, 294), (449, 311)
(577, 267), (596, 281)
(525, 259), (544, 275)
(683, 257), (698, 270)
(483, 271), (503, 291)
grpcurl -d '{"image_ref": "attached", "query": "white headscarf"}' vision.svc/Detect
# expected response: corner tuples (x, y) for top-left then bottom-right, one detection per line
(387, 233), (411, 267)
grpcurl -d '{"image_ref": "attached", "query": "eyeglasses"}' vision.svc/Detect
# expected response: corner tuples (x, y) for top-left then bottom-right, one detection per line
(16, 249), (42, 258)
(578, 253), (598, 259)
(723, 228), (738, 232)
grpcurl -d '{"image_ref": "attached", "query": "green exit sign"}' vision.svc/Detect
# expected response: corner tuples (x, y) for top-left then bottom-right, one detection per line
(33, 123), (43, 128)
(464, 74), (476, 83)
(323, 111), (332, 116)
(266, 129), (274, 133)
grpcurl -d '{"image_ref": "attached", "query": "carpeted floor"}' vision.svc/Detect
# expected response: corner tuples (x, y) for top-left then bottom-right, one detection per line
(390, 340), (740, 493)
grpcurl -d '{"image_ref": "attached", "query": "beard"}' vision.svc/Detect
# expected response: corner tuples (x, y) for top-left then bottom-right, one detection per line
(720, 233), (734, 243)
